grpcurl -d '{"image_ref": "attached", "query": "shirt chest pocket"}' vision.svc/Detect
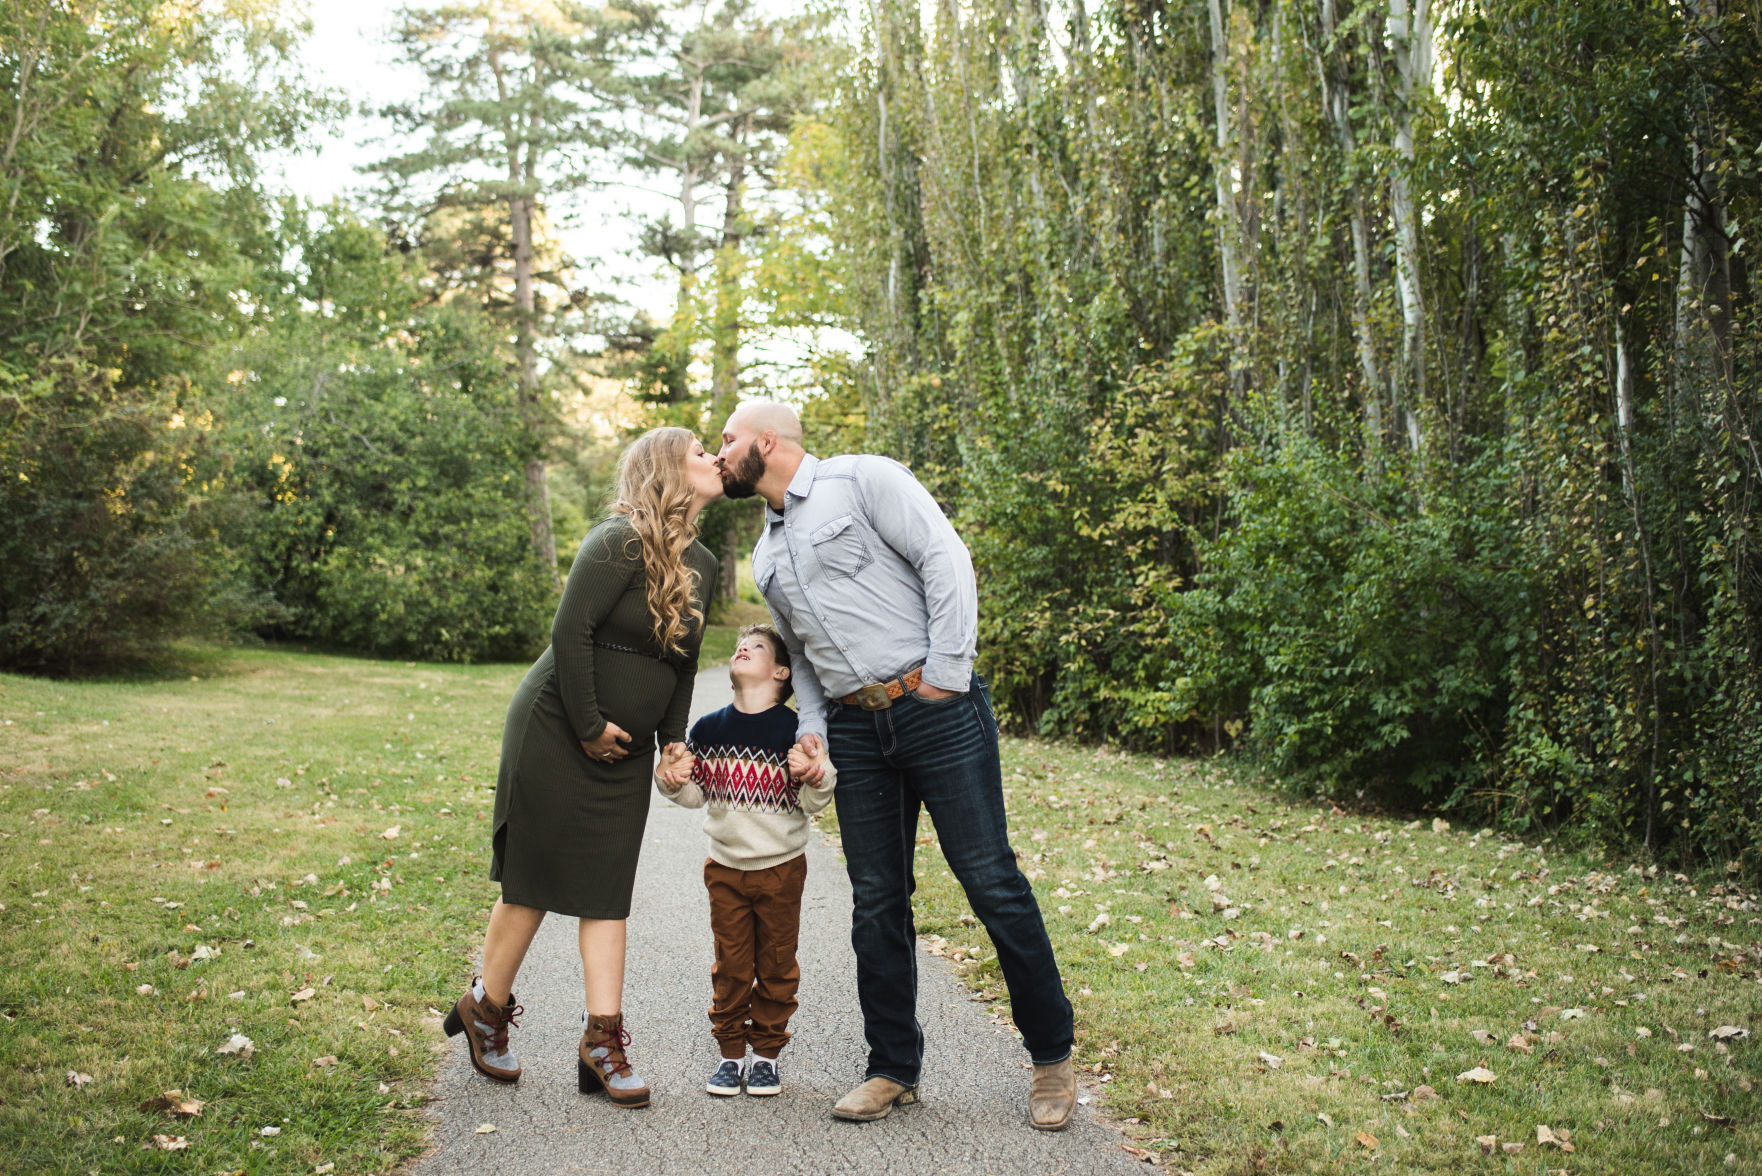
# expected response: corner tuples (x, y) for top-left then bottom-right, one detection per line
(809, 514), (874, 580)
(753, 555), (778, 599)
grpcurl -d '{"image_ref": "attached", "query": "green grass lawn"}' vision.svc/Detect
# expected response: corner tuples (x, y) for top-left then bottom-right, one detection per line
(3, 646), (1757, 1174)
(841, 744), (1762, 1174)
(0, 644), (524, 1176)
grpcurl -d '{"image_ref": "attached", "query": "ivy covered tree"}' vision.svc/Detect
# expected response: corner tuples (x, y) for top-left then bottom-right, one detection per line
(791, 0), (1762, 871)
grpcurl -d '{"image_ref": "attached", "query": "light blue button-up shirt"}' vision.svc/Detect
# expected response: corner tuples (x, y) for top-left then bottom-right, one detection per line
(752, 453), (978, 741)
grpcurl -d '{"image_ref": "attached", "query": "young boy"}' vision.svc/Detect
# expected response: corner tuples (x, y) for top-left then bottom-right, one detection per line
(654, 622), (835, 1098)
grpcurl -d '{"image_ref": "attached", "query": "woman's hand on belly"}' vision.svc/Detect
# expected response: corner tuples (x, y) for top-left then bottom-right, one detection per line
(581, 720), (633, 763)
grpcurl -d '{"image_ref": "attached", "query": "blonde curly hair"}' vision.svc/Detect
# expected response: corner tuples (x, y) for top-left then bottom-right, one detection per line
(610, 426), (704, 657)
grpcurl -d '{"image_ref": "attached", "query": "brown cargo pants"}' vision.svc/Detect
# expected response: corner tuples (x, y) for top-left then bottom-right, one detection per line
(704, 855), (808, 1059)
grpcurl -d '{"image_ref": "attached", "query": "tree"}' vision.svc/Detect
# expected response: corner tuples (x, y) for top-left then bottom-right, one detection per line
(377, 0), (611, 579)
(211, 207), (556, 662)
(0, 0), (335, 672)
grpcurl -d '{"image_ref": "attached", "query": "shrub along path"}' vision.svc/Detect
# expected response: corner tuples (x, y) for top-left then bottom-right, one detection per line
(413, 667), (1144, 1176)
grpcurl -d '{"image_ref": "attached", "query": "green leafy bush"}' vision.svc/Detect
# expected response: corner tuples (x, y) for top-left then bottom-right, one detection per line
(1170, 435), (1528, 807)
(215, 213), (554, 663)
(0, 358), (241, 672)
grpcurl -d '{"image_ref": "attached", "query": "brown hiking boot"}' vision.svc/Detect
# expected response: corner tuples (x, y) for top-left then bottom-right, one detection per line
(1029, 1058), (1077, 1131)
(830, 1076), (919, 1122)
(578, 1012), (650, 1108)
(442, 977), (522, 1084)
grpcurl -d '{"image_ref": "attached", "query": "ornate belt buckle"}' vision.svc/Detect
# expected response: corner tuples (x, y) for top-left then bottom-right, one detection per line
(855, 683), (893, 711)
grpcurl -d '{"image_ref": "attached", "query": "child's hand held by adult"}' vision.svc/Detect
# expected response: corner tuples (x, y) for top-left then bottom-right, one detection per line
(657, 741), (694, 789)
(788, 739), (827, 784)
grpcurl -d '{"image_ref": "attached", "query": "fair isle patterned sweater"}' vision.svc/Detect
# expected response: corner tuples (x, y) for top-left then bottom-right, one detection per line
(653, 703), (836, 871)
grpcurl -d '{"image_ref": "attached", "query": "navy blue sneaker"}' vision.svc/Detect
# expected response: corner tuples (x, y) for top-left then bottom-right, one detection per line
(706, 1058), (745, 1096)
(745, 1057), (780, 1096)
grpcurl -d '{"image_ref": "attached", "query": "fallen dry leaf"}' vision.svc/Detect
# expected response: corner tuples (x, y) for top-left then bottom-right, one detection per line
(1502, 1142), (1525, 1155)
(290, 987), (316, 1005)
(1507, 1032), (1534, 1054)
(1471, 1028), (1495, 1045)
(1535, 1125), (1575, 1152)
(1710, 1026), (1749, 1042)
(1355, 1132), (1378, 1150)
(1476, 1135), (1498, 1156)
(1458, 1066), (1497, 1084)
(1411, 1085), (1438, 1101)
(216, 1034), (254, 1057)
(140, 1090), (204, 1118)
(475, 1123), (498, 1134)
(381, 825), (400, 840)
(152, 1135), (189, 1151)
(1258, 1051), (1283, 1069)
(312, 1055), (338, 1067)
(66, 1071), (94, 1089)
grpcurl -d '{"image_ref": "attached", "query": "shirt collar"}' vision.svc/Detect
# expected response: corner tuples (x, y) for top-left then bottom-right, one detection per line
(764, 452), (820, 524)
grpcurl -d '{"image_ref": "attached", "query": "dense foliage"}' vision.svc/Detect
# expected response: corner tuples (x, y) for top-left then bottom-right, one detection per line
(800, 0), (1761, 869)
(0, 1), (565, 669)
(0, 358), (240, 673)
(0, 0), (331, 671)
(212, 212), (555, 662)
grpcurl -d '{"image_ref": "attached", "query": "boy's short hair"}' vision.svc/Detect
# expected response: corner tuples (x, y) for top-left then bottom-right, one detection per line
(738, 622), (793, 702)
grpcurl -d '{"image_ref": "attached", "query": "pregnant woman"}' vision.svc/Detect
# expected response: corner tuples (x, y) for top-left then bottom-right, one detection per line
(444, 426), (722, 1108)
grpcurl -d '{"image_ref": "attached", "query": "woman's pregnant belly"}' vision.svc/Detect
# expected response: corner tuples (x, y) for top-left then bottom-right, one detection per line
(589, 649), (679, 746)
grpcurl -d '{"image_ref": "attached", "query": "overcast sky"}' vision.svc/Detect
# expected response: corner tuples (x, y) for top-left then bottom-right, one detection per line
(263, 0), (678, 318)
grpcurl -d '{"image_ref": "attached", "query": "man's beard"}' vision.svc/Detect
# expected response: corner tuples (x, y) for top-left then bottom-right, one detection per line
(719, 445), (766, 499)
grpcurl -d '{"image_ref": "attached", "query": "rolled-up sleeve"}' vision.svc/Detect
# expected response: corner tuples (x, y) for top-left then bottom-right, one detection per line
(858, 459), (978, 692)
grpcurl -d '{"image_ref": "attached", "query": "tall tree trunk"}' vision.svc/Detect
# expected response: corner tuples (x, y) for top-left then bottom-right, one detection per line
(1207, 0), (1244, 346)
(1674, 0), (1734, 395)
(1386, 0), (1429, 455)
(1317, 0), (1385, 451)
(710, 117), (749, 601)
(494, 45), (558, 581)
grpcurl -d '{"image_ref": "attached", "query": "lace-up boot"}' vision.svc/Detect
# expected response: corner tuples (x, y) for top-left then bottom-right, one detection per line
(578, 1011), (650, 1108)
(442, 977), (522, 1083)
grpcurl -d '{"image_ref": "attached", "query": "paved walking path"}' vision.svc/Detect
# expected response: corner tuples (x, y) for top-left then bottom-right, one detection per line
(415, 668), (1144, 1176)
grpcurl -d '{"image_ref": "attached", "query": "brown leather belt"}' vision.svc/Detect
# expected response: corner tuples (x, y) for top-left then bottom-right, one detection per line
(839, 665), (925, 710)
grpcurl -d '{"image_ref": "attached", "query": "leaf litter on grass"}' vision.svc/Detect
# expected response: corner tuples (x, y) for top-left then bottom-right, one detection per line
(865, 740), (1762, 1174)
(0, 645), (529, 1175)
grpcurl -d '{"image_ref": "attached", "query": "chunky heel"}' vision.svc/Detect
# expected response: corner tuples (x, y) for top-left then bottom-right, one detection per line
(442, 1007), (464, 1037)
(578, 1057), (604, 1094)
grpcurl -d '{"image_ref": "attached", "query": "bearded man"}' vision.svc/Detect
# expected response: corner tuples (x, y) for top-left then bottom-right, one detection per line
(715, 400), (1077, 1131)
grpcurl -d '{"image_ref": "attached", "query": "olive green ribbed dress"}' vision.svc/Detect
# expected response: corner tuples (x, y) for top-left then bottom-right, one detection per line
(491, 516), (717, 919)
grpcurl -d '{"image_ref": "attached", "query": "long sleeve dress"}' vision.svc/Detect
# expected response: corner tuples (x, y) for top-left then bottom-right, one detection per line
(491, 515), (717, 918)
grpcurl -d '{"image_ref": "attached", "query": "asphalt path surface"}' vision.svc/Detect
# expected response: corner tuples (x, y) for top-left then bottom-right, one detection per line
(414, 667), (1145, 1176)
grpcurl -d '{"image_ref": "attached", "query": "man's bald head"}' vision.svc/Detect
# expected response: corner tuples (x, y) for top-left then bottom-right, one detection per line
(717, 400), (808, 510)
(728, 400), (803, 447)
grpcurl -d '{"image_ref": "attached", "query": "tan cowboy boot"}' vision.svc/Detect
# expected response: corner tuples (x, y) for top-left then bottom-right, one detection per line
(831, 1076), (919, 1122)
(442, 976), (522, 1084)
(578, 1012), (651, 1108)
(1029, 1058), (1077, 1131)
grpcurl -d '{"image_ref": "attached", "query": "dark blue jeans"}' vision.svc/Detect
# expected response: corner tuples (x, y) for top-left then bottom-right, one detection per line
(827, 675), (1074, 1085)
